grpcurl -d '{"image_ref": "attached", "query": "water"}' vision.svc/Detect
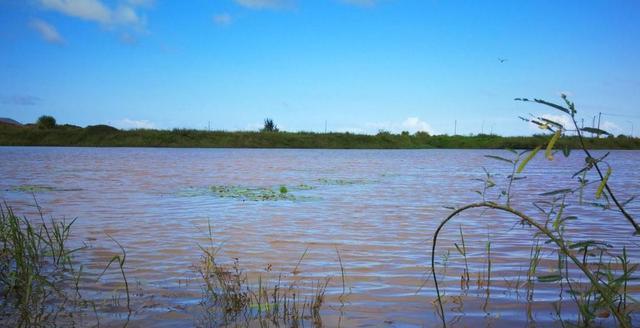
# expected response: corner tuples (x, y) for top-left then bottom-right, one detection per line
(1, 147), (639, 327)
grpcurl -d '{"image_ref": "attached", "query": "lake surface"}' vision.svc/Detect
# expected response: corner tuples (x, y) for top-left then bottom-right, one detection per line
(1, 147), (639, 327)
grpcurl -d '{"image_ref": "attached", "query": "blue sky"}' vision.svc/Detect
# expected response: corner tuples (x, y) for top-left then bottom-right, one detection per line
(1, 0), (639, 136)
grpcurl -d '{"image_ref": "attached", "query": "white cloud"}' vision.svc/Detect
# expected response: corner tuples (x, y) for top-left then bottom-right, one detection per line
(114, 118), (155, 129)
(37, 0), (146, 30)
(29, 18), (64, 44)
(233, 0), (292, 10)
(401, 117), (433, 134)
(39, 0), (112, 24)
(340, 0), (377, 7)
(213, 13), (233, 26)
(113, 4), (141, 25)
(364, 117), (435, 134)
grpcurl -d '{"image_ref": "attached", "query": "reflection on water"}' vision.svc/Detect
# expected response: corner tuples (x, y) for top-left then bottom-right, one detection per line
(1, 147), (639, 327)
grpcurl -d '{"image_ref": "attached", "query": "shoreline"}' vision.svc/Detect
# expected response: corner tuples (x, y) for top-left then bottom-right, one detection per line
(1, 126), (639, 149)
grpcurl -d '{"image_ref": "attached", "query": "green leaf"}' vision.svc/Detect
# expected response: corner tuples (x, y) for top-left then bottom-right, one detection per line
(454, 243), (465, 256)
(533, 99), (571, 115)
(569, 240), (613, 250)
(484, 155), (514, 164)
(537, 274), (563, 282)
(540, 188), (573, 196)
(622, 196), (636, 206)
(545, 130), (561, 160)
(516, 146), (542, 174)
(595, 167), (612, 199)
(538, 117), (564, 129)
(562, 145), (571, 158)
(581, 127), (611, 136)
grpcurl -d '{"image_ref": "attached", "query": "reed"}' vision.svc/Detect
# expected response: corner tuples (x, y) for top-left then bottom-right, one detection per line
(196, 225), (331, 327)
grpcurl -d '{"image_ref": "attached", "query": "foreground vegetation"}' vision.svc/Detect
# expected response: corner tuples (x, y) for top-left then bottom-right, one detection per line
(432, 96), (639, 327)
(1, 122), (639, 149)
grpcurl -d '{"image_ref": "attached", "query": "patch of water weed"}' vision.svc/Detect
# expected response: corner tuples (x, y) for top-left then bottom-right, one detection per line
(289, 184), (314, 191)
(8, 185), (82, 193)
(177, 184), (317, 201)
(210, 185), (296, 201)
(316, 178), (369, 186)
(10, 185), (56, 193)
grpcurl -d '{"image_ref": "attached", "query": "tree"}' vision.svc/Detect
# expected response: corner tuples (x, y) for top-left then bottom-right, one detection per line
(261, 118), (278, 132)
(36, 115), (56, 129)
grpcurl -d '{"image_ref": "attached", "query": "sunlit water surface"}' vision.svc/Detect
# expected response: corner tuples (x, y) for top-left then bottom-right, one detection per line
(1, 147), (639, 327)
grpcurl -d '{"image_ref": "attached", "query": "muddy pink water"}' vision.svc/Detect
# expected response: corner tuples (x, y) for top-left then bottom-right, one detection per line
(1, 147), (639, 327)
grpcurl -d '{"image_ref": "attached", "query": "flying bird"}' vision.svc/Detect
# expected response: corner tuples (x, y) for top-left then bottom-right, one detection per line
(498, 58), (508, 63)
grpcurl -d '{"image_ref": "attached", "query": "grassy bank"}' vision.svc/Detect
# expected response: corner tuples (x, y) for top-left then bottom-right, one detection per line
(1, 125), (639, 149)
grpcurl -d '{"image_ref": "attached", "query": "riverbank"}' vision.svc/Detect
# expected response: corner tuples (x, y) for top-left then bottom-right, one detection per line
(1, 125), (638, 149)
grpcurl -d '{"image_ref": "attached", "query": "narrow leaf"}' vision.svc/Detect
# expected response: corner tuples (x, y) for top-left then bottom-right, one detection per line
(485, 155), (514, 164)
(537, 274), (563, 282)
(595, 167), (612, 199)
(545, 130), (561, 160)
(540, 188), (573, 196)
(533, 99), (571, 114)
(538, 117), (564, 129)
(581, 127), (611, 136)
(516, 146), (542, 173)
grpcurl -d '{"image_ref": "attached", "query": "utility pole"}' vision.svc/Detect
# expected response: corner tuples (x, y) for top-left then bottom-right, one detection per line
(592, 116), (596, 137)
(208, 121), (211, 131)
(454, 120), (457, 135)
(597, 112), (602, 138)
(324, 120), (327, 134)
(481, 120), (485, 135)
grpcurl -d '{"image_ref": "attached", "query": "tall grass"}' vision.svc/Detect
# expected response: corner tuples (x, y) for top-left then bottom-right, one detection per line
(0, 203), (79, 326)
(196, 223), (332, 327)
(431, 96), (639, 327)
(0, 202), (132, 327)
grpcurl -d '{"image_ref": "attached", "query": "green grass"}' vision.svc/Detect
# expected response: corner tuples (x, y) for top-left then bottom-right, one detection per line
(0, 203), (132, 327)
(1, 124), (639, 149)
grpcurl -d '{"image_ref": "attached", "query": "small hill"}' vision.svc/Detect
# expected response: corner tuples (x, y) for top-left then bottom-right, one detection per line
(0, 118), (22, 127)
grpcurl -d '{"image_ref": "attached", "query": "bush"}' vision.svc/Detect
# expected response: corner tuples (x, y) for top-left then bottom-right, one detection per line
(261, 118), (278, 132)
(36, 115), (56, 129)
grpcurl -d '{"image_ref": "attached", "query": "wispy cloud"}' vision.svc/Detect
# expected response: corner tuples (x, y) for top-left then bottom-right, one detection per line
(113, 118), (155, 129)
(29, 18), (64, 44)
(2, 94), (42, 106)
(39, 0), (112, 24)
(37, 0), (149, 33)
(233, 0), (293, 10)
(213, 13), (233, 26)
(340, 0), (377, 7)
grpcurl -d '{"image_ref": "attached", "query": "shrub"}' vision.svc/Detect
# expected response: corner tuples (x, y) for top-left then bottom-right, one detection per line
(36, 115), (56, 129)
(261, 118), (278, 132)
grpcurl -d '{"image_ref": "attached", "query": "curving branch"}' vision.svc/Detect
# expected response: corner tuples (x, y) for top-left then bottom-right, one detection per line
(431, 202), (629, 328)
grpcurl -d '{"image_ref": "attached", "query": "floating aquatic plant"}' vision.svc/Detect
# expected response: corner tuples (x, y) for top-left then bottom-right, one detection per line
(209, 185), (297, 201)
(10, 185), (56, 193)
(8, 185), (82, 193)
(316, 178), (368, 186)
